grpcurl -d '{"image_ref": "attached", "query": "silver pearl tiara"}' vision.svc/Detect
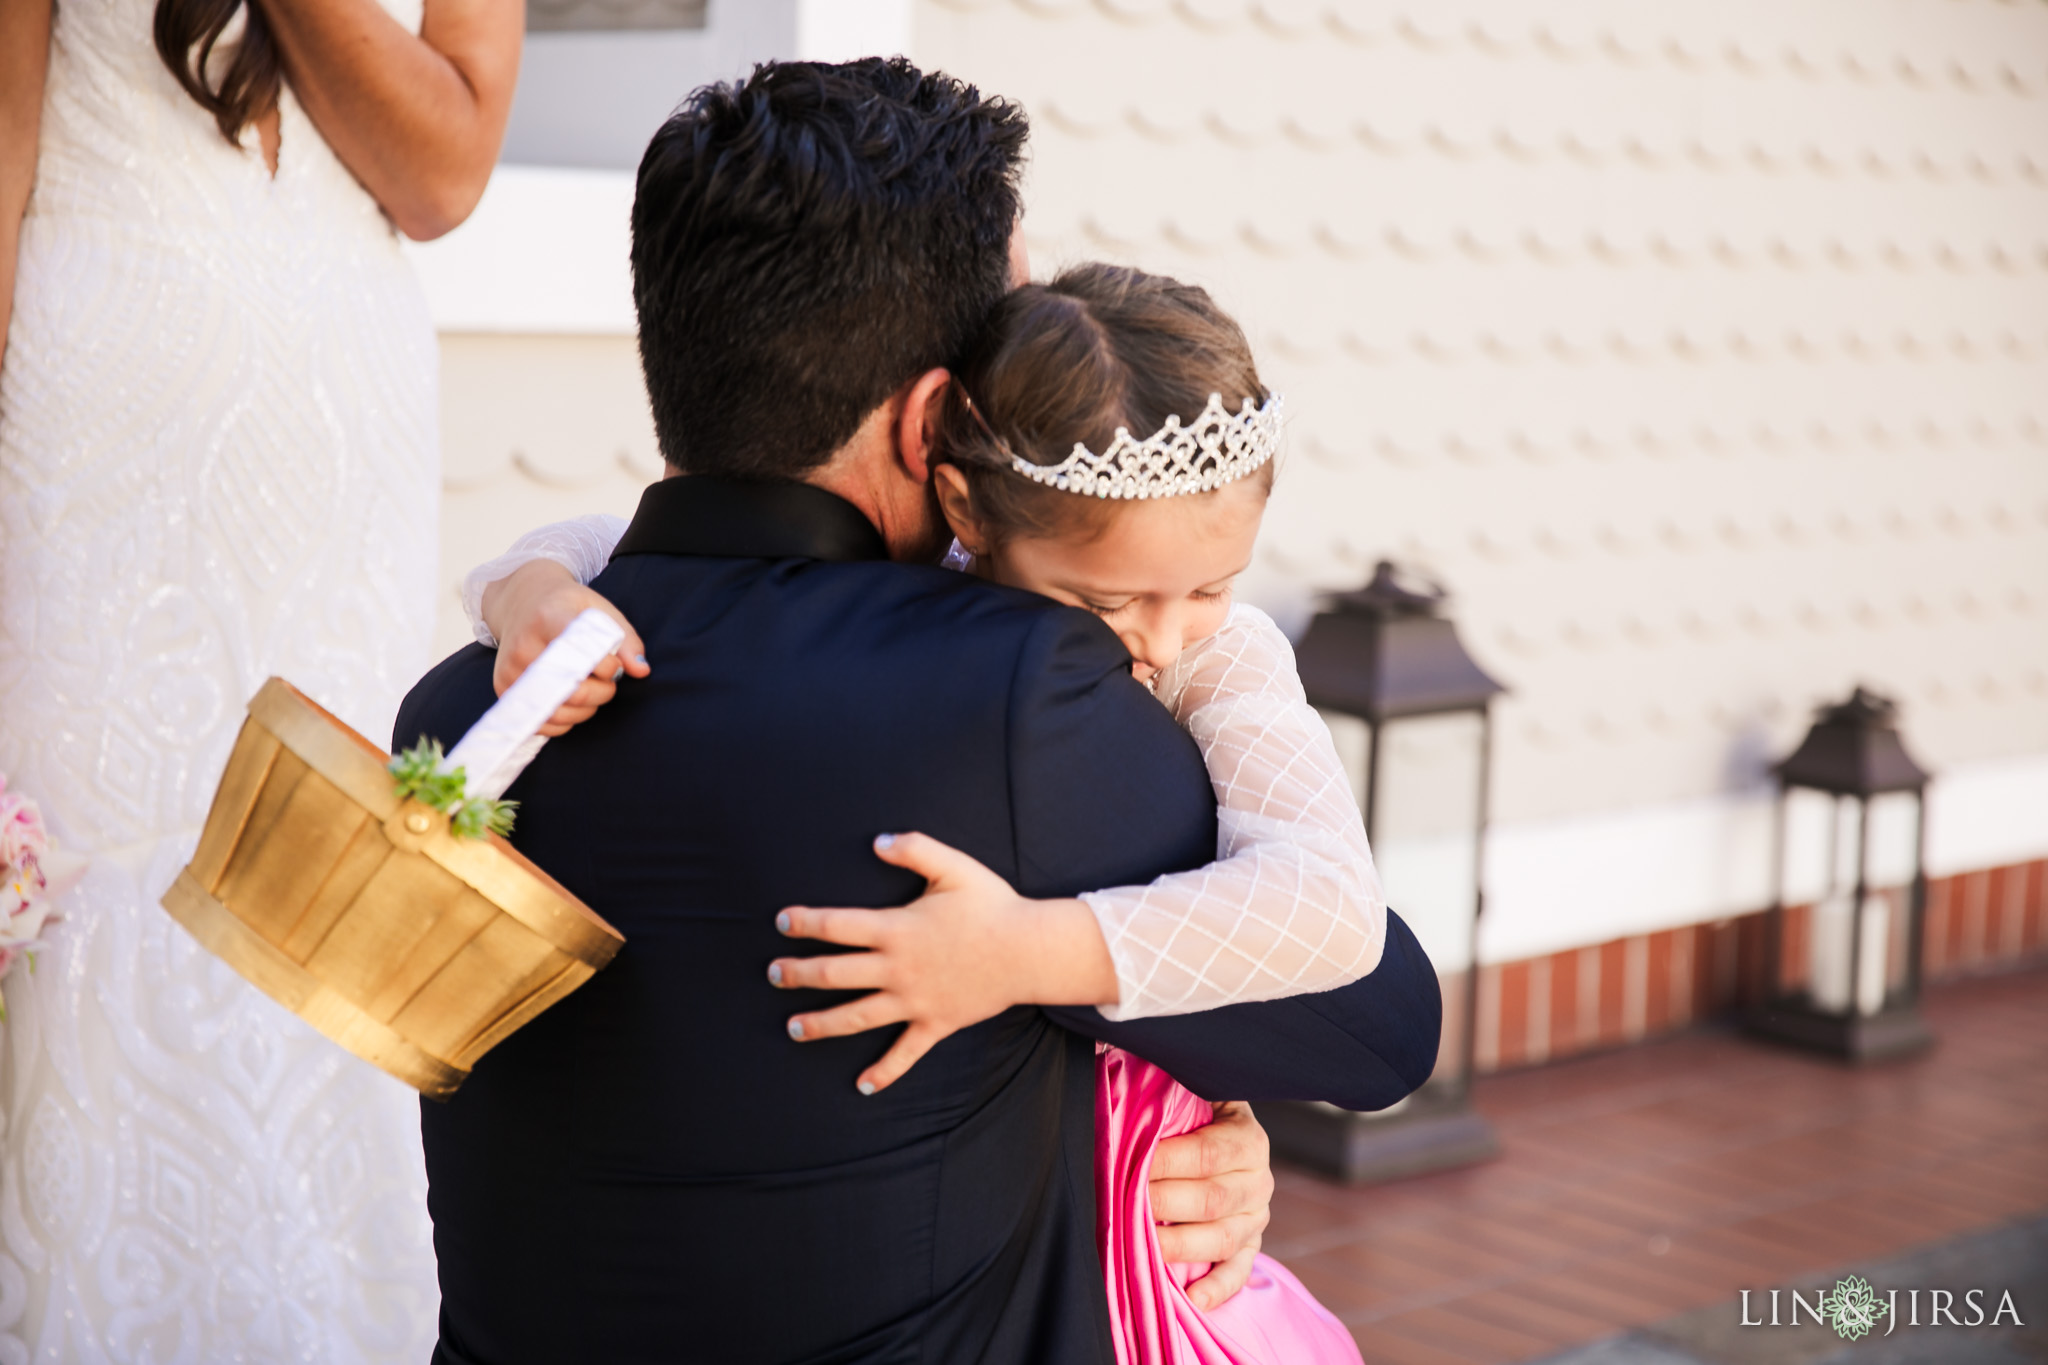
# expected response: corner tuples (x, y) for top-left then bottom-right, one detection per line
(1009, 392), (1284, 500)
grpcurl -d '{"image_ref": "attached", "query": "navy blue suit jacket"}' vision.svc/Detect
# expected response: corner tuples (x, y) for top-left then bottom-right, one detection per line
(395, 477), (1440, 1365)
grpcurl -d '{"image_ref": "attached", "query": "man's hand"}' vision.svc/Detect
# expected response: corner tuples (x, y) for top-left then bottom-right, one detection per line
(481, 559), (649, 735)
(1149, 1101), (1273, 1311)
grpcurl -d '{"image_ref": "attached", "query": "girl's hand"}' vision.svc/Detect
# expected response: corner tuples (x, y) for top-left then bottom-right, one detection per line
(770, 832), (1120, 1095)
(482, 559), (649, 736)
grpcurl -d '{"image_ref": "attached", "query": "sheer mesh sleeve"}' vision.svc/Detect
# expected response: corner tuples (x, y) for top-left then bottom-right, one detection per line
(1081, 603), (1387, 1021)
(460, 514), (628, 647)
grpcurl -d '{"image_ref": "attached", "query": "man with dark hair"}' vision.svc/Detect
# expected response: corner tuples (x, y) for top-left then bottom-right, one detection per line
(632, 58), (1029, 490)
(397, 57), (1440, 1364)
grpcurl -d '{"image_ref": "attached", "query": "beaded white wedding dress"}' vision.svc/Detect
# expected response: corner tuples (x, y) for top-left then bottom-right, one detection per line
(0, 1), (441, 1359)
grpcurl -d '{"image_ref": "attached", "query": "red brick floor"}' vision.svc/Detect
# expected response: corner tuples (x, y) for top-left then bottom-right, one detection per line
(1263, 965), (2048, 1364)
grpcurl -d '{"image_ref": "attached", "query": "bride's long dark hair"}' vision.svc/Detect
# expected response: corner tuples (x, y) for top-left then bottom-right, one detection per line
(153, 0), (283, 146)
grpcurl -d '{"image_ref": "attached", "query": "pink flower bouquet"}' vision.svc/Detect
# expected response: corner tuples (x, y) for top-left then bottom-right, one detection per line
(0, 776), (83, 1019)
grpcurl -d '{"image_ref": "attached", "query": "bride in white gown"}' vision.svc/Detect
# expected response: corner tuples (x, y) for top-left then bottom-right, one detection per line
(0, 0), (518, 1357)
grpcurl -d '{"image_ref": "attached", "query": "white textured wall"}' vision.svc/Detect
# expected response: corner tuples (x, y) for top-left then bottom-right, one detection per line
(408, 169), (650, 658)
(434, 334), (657, 659)
(917, 0), (2048, 824)
(422, 0), (2048, 959)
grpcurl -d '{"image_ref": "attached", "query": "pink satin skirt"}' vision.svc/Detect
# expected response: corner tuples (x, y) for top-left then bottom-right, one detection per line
(1096, 1046), (1364, 1365)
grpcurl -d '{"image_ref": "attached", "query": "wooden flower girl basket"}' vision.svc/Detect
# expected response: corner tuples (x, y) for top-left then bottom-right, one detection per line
(162, 611), (629, 1099)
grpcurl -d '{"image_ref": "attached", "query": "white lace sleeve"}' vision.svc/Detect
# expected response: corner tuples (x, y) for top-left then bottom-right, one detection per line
(460, 514), (628, 647)
(1080, 604), (1388, 1021)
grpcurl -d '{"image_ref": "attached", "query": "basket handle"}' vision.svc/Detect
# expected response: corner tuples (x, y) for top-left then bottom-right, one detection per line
(447, 608), (627, 801)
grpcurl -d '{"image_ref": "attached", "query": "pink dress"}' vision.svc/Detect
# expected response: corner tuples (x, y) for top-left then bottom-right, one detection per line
(1098, 1046), (1364, 1364)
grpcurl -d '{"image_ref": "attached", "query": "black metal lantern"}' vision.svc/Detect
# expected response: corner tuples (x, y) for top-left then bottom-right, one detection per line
(1748, 686), (1935, 1062)
(1257, 562), (1505, 1183)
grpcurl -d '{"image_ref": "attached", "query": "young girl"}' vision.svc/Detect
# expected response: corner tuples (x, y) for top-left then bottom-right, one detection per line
(467, 265), (1384, 1365)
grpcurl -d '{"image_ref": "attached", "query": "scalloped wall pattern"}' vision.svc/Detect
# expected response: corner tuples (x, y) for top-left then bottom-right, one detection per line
(935, 0), (2048, 101)
(431, 0), (2047, 863)
(917, 0), (2048, 830)
(434, 335), (658, 657)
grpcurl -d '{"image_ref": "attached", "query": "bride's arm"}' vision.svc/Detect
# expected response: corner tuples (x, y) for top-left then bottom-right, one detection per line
(257, 0), (521, 241)
(1082, 604), (1386, 1020)
(0, 0), (51, 373)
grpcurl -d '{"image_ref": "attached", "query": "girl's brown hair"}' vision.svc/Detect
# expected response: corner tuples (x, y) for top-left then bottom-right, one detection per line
(154, 0), (283, 148)
(934, 263), (1272, 543)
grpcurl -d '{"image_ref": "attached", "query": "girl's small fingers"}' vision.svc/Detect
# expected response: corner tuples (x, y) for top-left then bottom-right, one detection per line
(589, 602), (651, 676)
(617, 626), (651, 677)
(766, 951), (887, 993)
(855, 1023), (943, 1095)
(564, 676), (617, 709)
(869, 830), (974, 884)
(587, 653), (645, 687)
(538, 703), (600, 736)
(491, 653), (526, 698)
(775, 906), (884, 949)
(784, 993), (904, 1042)
(505, 636), (547, 677)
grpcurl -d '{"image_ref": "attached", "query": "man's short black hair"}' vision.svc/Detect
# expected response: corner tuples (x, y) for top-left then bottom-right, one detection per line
(631, 58), (1029, 479)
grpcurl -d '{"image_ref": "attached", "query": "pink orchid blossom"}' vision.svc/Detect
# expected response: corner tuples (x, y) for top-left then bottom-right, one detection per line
(0, 775), (68, 1015)
(0, 775), (50, 874)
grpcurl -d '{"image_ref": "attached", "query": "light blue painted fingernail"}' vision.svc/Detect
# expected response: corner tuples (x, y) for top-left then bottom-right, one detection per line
(767, 962), (783, 986)
(874, 832), (896, 852)
(775, 911), (792, 934)
(857, 1080), (877, 1097)
(630, 652), (647, 665)
(787, 1018), (805, 1040)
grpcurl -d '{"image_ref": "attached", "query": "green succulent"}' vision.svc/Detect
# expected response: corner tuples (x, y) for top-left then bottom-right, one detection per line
(389, 739), (517, 840)
(451, 794), (518, 840)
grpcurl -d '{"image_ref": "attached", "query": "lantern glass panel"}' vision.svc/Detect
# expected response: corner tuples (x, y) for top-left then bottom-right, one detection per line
(1374, 712), (1487, 1089)
(1371, 713), (1484, 974)
(1808, 865), (1886, 1016)
(1791, 791), (1918, 1020)
(1781, 787), (1837, 905)
(1865, 790), (1921, 1004)
(1864, 791), (1919, 891)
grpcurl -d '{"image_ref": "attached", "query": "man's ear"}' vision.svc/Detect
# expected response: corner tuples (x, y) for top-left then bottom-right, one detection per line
(892, 367), (952, 485)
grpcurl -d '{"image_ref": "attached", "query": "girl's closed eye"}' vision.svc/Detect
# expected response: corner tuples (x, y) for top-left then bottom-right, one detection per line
(1075, 579), (1232, 618)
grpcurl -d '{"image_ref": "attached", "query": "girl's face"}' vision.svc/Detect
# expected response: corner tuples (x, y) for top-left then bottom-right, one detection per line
(981, 478), (1267, 685)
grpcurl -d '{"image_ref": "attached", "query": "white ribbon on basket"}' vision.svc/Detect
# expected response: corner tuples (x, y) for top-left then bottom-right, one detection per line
(447, 608), (627, 802)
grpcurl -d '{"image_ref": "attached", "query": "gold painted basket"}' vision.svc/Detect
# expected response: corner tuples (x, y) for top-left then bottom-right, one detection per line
(163, 678), (624, 1099)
